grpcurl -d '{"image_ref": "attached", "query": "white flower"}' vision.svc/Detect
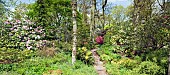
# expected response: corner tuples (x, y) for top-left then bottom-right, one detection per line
(4, 21), (10, 24)
(26, 40), (30, 46)
(16, 20), (21, 23)
(35, 35), (41, 39)
(27, 46), (32, 50)
(22, 26), (28, 30)
(30, 27), (32, 29)
(14, 28), (18, 32)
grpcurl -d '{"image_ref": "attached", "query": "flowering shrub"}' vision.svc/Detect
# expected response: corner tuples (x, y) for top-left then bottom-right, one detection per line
(77, 47), (94, 64)
(1, 19), (47, 50)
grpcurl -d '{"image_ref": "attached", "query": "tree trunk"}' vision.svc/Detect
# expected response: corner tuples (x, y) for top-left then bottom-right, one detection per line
(82, 0), (87, 26)
(72, 0), (77, 65)
(90, 0), (96, 48)
(102, 0), (107, 30)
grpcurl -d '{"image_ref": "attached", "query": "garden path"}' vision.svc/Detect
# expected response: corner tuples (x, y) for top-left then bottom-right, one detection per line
(91, 49), (107, 75)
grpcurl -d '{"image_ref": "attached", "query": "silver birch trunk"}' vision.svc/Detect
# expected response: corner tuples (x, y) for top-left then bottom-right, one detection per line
(90, 0), (96, 47)
(72, 0), (77, 65)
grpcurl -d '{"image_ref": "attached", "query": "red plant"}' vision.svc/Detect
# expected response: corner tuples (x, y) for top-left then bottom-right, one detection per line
(95, 36), (104, 45)
(164, 15), (170, 19)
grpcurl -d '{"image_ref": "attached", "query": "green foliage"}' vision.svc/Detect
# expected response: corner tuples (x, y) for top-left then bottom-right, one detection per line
(47, 60), (97, 75)
(134, 61), (164, 75)
(97, 44), (123, 63)
(27, 0), (73, 42)
(98, 44), (166, 75)
(106, 58), (165, 75)
(0, 71), (20, 75)
(117, 58), (138, 69)
(0, 53), (97, 75)
(141, 48), (168, 74)
(55, 41), (72, 54)
(0, 48), (34, 64)
(77, 47), (94, 64)
(37, 47), (57, 57)
(105, 62), (120, 75)
(0, 1), (5, 16)
(0, 52), (68, 74)
(106, 61), (142, 75)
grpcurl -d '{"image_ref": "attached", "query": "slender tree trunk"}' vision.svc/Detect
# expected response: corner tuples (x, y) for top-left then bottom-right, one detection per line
(92, 0), (96, 43)
(102, 0), (107, 30)
(82, 0), (88, 43)
(90, 0), (96, 48)
(90, 6), (93, 48)
(82, 0), (87, 25)
(72, 0), (77, 64)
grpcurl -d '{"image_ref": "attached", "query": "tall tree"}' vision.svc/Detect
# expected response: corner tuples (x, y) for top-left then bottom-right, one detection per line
(90, 0), (96, 48)
(102, 0), (107, 30)
(72, 0), (77, 64)
(28, 0), (72, 42)
(76, 0), (91, 47)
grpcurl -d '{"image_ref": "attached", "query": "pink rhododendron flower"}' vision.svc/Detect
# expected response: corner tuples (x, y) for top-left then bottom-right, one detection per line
(27, 46), (32, 50)
(10, 28), (14, 30)
(22, 40), (25, 42)
(26, 20), (31, 23)
(43, 40), (47, 42)
(164, 16), (169, 19)
(26, 40), (30, 46)
(22, 26), (28, 30)
(14, 28), (18, 32)
(16, 20), (21, 23)
(42, 33), (46, 37)
(96, 36), (104, 45)
(4, 20), (10, 24)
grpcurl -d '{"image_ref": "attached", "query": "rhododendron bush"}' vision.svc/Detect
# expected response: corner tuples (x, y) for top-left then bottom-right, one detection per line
(0, 19), (48, 50)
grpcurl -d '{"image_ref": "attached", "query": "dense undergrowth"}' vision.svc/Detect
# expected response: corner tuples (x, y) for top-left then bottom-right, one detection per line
(0, 49), (97, 75)
(0, 43), (168, 75)
(97, 44), (168, 75)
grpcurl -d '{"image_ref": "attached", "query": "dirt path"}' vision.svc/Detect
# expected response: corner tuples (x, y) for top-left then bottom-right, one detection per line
(91, 49), (107, 75)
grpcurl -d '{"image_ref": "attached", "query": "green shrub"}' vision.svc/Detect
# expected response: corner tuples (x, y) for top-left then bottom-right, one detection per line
(0, 71), (20, 75)
(77, 47), (94, 64)
(105, 62), (120, 75)
(97, 44), (122, 63)
(142, 48), (168, 74)
(0, 52), (97, 75)
(135, 61), (162, 75)
(0, 48), (34, 64)
(117, 58), (138, 69)
(106, 62), (142, 75)
(37, 47), (57, 57)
